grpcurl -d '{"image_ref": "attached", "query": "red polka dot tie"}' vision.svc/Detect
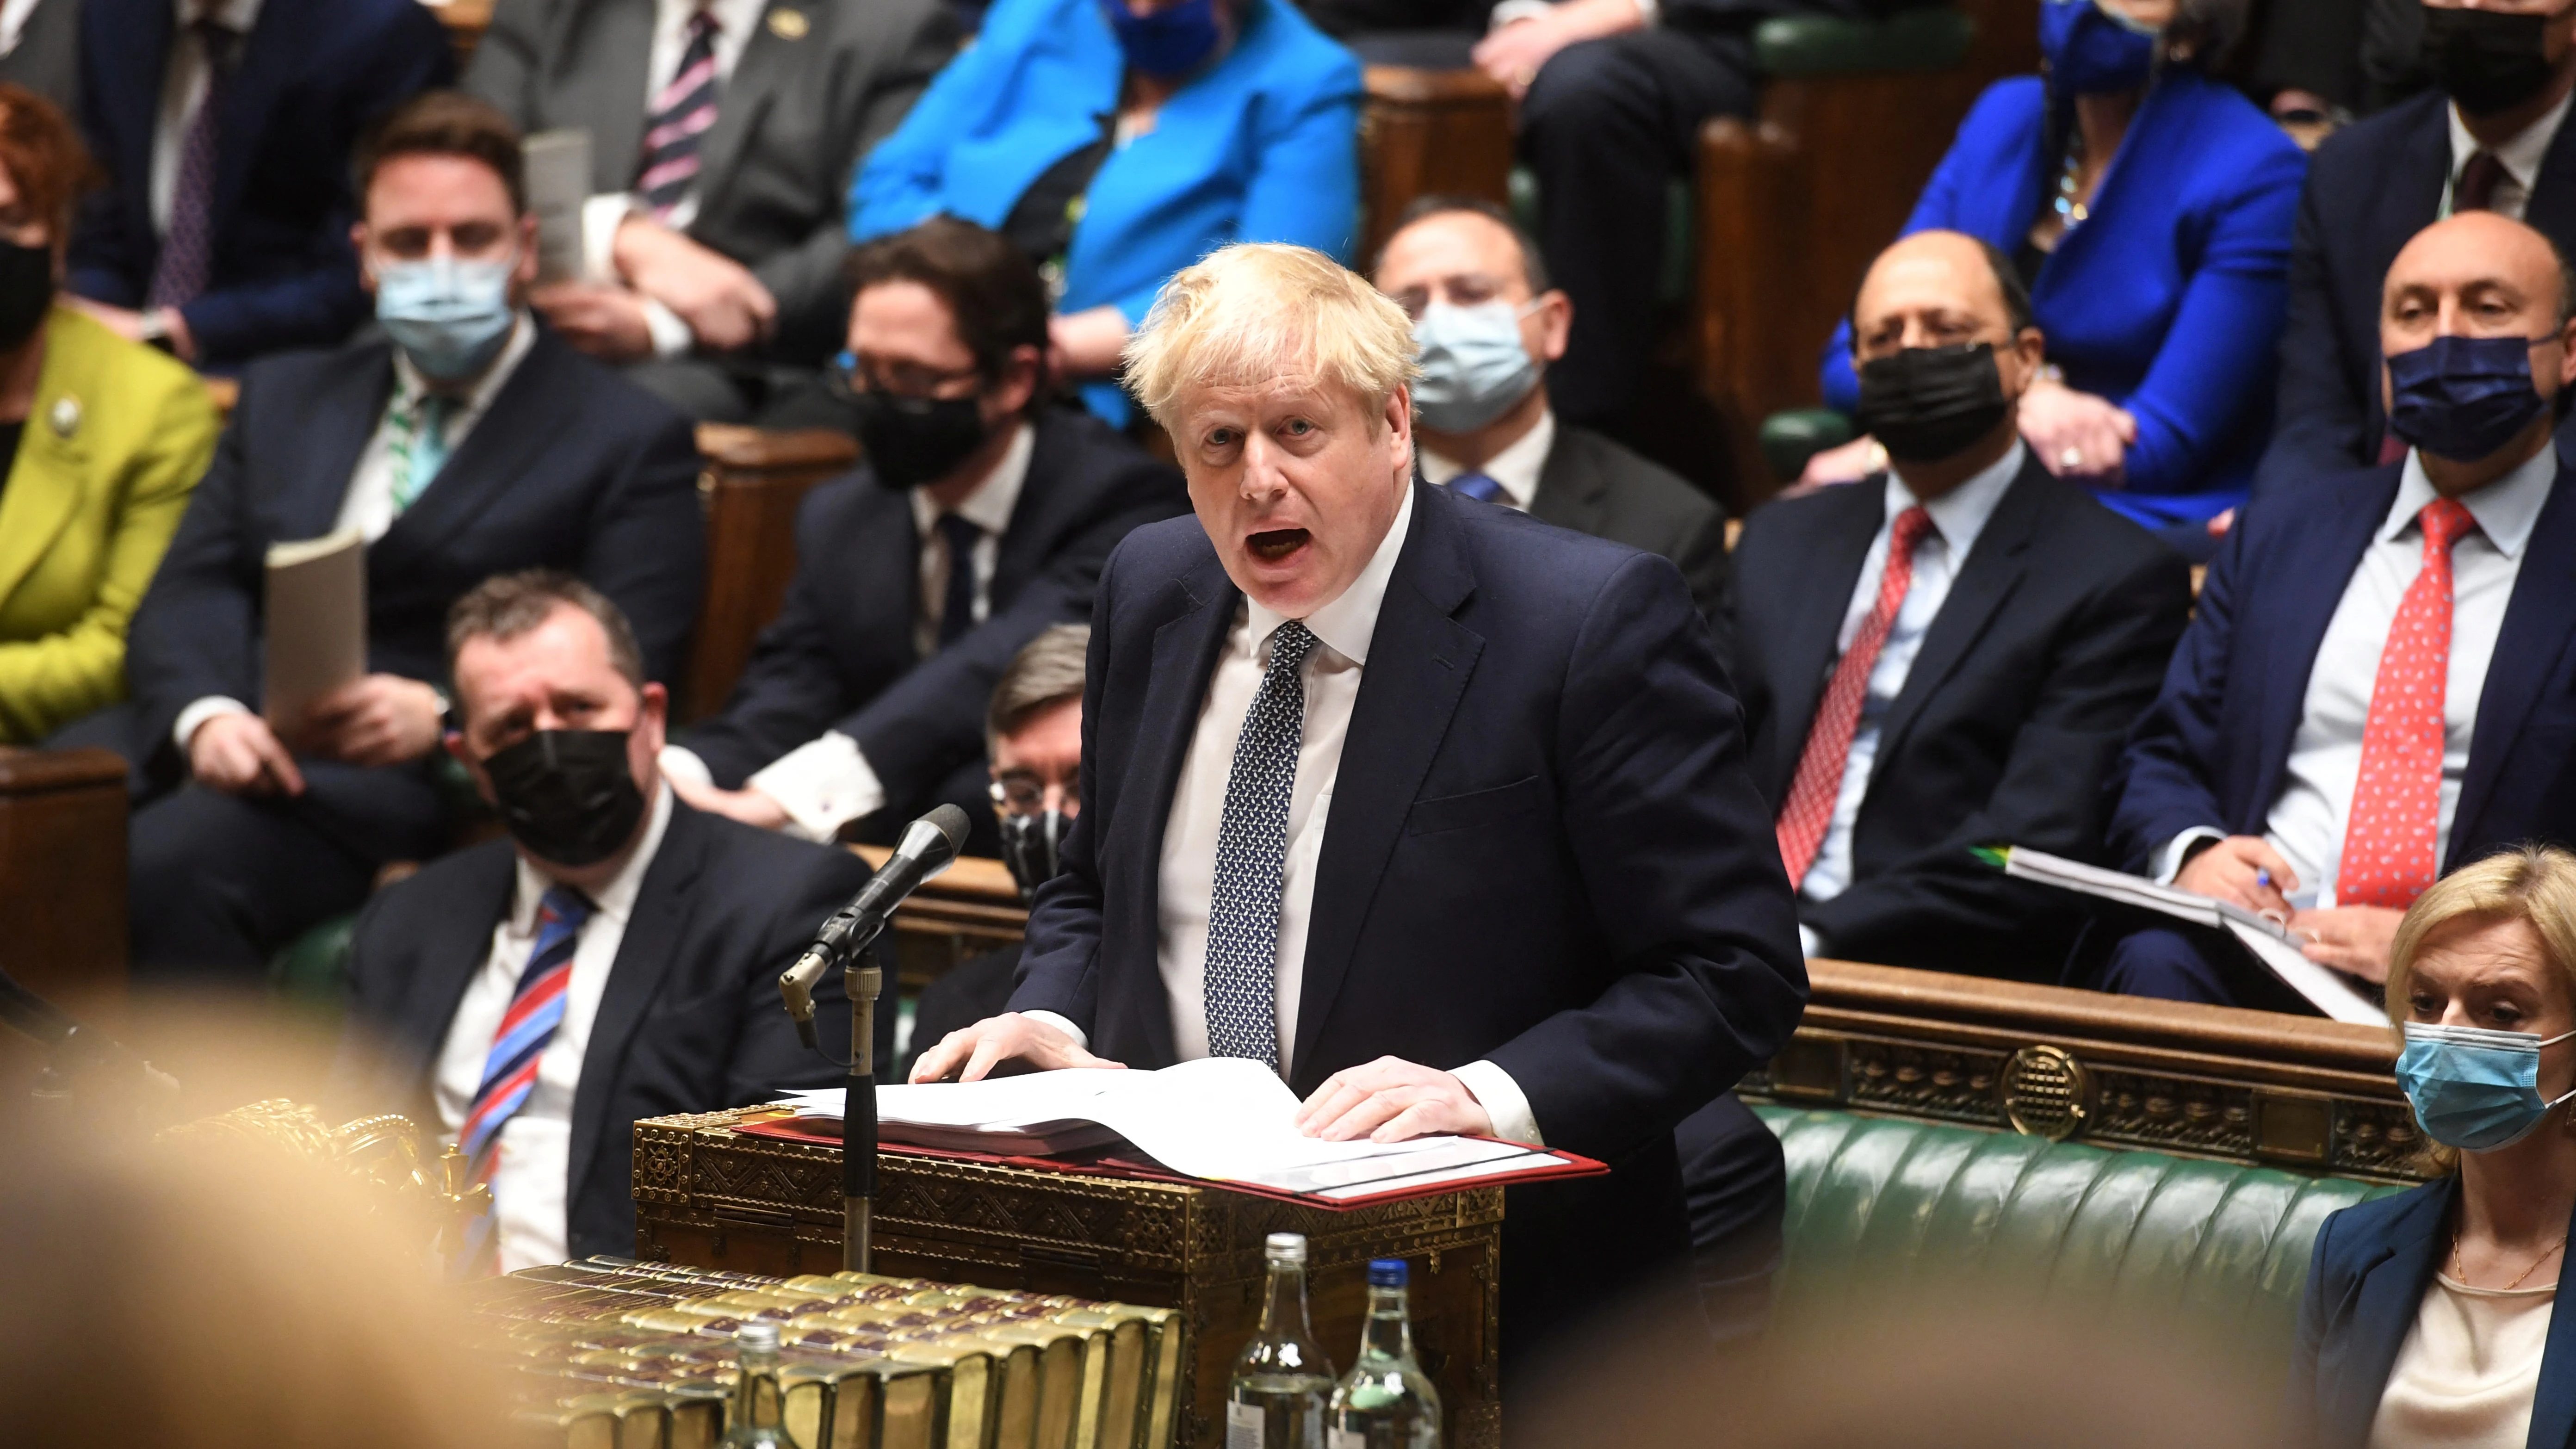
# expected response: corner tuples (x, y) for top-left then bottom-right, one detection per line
(1776, 506), (1933, 889)
(2340, 498), (2477, 909)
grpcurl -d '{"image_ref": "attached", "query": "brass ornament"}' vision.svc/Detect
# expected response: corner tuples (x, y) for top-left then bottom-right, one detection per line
(767, 7), (809, 38)
(154, 1099), (490, 1256)
(1999, 1044), (2093, 1142)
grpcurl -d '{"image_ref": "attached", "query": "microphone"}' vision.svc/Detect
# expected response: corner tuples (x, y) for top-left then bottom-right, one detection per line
(780, 803), (972, 1046)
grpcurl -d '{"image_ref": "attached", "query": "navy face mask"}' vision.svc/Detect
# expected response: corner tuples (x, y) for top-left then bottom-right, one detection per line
(2039, 0), (2158, 96)
(2385, 334), (2557, 463)
(1098, 0), (1222, 78)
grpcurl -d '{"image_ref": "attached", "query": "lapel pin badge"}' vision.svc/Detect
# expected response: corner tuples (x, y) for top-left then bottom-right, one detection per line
(768, 7), (808, 38)
(48, 395), (79, 439)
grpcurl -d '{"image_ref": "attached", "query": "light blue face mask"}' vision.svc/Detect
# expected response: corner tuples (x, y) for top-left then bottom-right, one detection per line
(1412, 300), (1542, 433)
(2397, 1020), (2576, 1152)
(375, 253), (519, 383)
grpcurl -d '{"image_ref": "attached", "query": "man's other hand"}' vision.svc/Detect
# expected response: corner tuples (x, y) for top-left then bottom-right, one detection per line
(667, 772), (793, 830)
(907, 1012), (1126, 1083)
(1295, 1056), (1495, 1143)
(301, 675), (445, 767)
(613, 215), (776, 352)
(2174, 834), (2298, 919)
(189, 712), (305, 796)
(532, 282), (656, 362)
(2293, 904), (2404, 984)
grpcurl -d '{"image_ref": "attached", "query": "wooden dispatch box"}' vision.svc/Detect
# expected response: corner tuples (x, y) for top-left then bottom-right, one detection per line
(633, 1108), (1503, 1449)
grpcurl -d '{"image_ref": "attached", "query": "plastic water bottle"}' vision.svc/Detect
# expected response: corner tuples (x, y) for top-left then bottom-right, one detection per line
(1227, 1232), (1337, 1449)
(1325, 1259), (1440, 1449)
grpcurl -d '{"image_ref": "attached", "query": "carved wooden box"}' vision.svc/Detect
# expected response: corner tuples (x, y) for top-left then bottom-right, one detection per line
(632, 1109), (1504, 1449)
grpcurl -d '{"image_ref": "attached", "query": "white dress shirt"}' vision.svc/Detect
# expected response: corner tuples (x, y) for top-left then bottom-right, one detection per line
(662, 424), (1034, 842)
(0, 0), (48, 56)
(171, 315), (540, 754)
(431, 783), (675, 1273)
(2446, 89), (2574, 221)
(151, 0), (264, 236)
(1796, 445), (2022, 957)
(578, 0), (769, 358)
(1416, 408), (1555, 512)
(1022, 488), (1543, 1145)
(2155, 444), (2554, 903)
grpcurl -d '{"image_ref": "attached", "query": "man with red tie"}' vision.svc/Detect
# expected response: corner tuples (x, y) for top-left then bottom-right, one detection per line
(2099, 210), (2576, 1007)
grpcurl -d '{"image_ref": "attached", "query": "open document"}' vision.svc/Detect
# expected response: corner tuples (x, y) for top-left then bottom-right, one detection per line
(1977, 846), (2384, 1024)
(776, 1057), (1599, 1203)
(261, 528), (366, 735)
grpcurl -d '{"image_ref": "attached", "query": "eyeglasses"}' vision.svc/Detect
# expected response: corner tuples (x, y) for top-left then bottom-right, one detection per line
(829, 350), (985, 402)
(989, 773), (1078, 817)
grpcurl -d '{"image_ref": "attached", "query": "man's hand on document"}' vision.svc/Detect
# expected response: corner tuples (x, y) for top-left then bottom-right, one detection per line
(908, 1011), (1127, 1083)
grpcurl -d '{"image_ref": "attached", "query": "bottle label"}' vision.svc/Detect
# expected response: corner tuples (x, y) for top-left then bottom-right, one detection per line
(1226, 1400), (1265, 1449)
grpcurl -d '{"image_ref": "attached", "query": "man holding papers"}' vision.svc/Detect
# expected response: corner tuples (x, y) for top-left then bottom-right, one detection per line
(911, 243), (1808, 1364)
(2094, 211), (2576, 1007)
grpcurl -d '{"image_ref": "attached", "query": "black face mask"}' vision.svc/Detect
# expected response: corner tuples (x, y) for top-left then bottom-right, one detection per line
(997, 809), (1069, 901)
(2422, 5), (2562, 119)
(0, 240), (52, 352)
(482, 729), (647, 869)
(1852, 342), (2014, 464)
(853, 387), (993, 491)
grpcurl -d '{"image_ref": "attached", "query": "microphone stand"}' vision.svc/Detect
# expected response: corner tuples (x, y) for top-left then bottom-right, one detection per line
(843, 941), (882, 1273)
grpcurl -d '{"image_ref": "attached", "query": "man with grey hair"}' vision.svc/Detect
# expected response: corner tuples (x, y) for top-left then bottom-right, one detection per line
(913, 243), (1805, 1365)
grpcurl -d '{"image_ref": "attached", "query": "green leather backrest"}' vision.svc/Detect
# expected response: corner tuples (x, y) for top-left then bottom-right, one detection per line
(1759, 1107), (2409, 1366)
(1752, 8), (1976, 78)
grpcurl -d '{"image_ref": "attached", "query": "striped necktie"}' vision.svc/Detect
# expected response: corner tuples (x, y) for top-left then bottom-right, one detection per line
(390, 391), (453, 514)
(456, 885), (594, 1273)
(148, 17), (238, 310)
(638, 8), (721, 221)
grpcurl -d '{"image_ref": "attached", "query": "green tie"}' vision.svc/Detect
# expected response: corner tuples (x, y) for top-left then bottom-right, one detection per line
(391, 392), (455, 514)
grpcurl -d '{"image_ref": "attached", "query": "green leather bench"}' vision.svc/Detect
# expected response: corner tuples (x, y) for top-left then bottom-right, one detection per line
(1759, 1105), (2409, 1372)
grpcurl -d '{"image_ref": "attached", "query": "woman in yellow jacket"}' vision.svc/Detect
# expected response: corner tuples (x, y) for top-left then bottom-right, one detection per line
(0, 84), (218, 744)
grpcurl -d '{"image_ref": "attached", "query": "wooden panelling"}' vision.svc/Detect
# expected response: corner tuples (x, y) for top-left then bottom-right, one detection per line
(1358, 66), (1515, 266)
(684, 423), (858, 722)
(0, 747), (128, 1092)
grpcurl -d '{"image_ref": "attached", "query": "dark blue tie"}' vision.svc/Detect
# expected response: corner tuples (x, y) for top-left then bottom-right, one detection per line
(935, 512), (982, 649)
(1202, 619), (1321, 1071)
(1447, 472), (1505, 503)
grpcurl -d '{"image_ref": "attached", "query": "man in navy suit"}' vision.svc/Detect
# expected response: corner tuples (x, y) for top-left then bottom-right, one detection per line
(118, 93), (705, 985)
(64, 0), (452, 367)
(663, 219), (1186, 856)
(2259, 0), (2576, 490)
(910, 243), (1808, 1363)
(2096, 211), (2576, 1007)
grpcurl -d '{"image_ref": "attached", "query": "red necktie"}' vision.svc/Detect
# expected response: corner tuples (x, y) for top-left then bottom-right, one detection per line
(2339, 498), (2477, 909)
(1776, 506), (1933, 888)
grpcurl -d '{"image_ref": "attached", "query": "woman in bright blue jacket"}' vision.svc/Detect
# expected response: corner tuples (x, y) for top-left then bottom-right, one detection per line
(849, 0), (1362, 427)
(1811, 0), (2304, 539)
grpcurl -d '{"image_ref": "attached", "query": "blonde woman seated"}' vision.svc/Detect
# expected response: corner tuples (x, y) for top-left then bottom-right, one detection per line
(2293, 845), (2576, 1449)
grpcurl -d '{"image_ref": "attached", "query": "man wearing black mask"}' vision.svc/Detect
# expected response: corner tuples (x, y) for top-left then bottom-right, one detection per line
(664, 218), (1186, 856)
(2262, 0), (2576, 490)
(334, 570), (868, 1272)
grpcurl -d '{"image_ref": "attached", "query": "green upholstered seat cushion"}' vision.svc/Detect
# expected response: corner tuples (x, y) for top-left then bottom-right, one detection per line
(1752, 8), (1975, 79)
(1759, 408), (1855, 484)
(1758, 1107), (2409, 1370)
(269, 910), (360, 1015)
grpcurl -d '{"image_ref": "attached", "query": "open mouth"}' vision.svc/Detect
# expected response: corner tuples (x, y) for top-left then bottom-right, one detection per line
(1245, 528), (1310, 564)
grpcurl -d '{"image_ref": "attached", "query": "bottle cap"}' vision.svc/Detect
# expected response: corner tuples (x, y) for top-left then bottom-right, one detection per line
(737, 1321), (781, 1353)
(1367, 1258), (1408, 1288)
(1266, 1232), (1309, 1264)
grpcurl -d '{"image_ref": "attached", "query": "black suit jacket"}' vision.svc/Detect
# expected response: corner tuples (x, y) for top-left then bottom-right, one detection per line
(465, 0), (958, 365)
(2258, 89), (2576, 492)
(1730, 456), (2192, 977)
(1530, 422), (1730, 638)
(1010, 480), (1808, 1343)
(682, 407), (1187, 811)
(126, 327), (707, 769)
(334, 799), (868, 1259)
(68, 0), (453, 365)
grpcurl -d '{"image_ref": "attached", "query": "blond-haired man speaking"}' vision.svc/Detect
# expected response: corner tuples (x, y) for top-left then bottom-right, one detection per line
(911, 244), (1804, 1361)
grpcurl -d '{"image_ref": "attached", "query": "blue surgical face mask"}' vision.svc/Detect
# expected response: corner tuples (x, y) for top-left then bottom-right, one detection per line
(2386, 333), (2556, 464)
(375, 253), (520, 383)
(1098, 0), (1222, 78)
(2039, 0), (2158, 96)
(2397, 1020), (2576, 1152)
(1411, 300), (1542, 433)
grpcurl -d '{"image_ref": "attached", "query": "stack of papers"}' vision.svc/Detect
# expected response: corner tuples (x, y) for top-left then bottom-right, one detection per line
(776, 1058), (1585, 1202)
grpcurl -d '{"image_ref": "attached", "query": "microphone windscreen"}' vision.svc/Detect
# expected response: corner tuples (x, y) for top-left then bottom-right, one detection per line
(923, 803), (972, 855)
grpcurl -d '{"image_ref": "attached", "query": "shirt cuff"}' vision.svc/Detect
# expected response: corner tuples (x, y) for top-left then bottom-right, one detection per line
(1487, 0), (1552, 25)
(747, 731), (886, 843)
(174, 695), (252, 755)
(2156, 828), (2228, 886)
(1797, 924), (1822, 960)
(656, 744), (713, 791)
(1451, 1059), (1543, 1146)
(1020, 1010), (1088, 1051)
(581, 192), (638, 284)
(641, 296), (694, 358)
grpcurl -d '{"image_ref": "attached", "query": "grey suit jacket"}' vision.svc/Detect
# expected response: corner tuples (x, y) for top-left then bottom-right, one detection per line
(465, 0), (959, 365)
(1530, 422), (1732, 648)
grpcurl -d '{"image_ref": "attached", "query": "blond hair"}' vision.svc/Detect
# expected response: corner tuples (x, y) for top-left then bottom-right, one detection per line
(2387, 845), (2576, 1028)
(1122, 243), (1420, 430)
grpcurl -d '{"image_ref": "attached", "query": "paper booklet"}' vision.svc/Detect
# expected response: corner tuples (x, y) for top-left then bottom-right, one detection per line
(776, 1057), (1598, 1203)
(261, 528), (367, 736)
(1978, 845), (2384, 1025)
(523, 130), (591, 285)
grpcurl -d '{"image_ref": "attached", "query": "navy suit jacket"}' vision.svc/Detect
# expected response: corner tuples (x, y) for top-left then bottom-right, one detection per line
(68, 0), (452, 366)
(125, 327), (706, 771)
(1732, 455), (2192, 977)
(2292, 1178), (2576, 1449)
(333, 800), (869, 1260)
(681, 407), (1187, 814)
(2109, 447), (2576, 877)
(1009, 480), (1809, 1338)
(2257, 89), (2576, 493)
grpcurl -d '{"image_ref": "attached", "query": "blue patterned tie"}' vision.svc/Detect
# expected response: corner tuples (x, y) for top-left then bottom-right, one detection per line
(1202, 619), (1321, 1072)
(1447, 472), (1505, 503)
(456, 885), (593, 1275)
(935, 512), (983, 649)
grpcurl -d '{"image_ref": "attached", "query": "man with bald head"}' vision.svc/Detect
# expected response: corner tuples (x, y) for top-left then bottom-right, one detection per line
(2097, 210), (2576, 1005)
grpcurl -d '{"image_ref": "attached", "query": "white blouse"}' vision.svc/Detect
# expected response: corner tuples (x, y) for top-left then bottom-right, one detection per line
(2368, 1271), (2556, 1449)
